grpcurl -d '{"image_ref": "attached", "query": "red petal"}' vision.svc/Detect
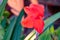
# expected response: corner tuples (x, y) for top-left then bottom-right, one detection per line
(24, 4), (44, 17)
(33, 18), (44, 34)
(24, 7), (39, 18)
(21, 16), (33, 28)
(30, 4), (44, 17)
(24, 6), (31, 15)
(30, 4), (44, 11)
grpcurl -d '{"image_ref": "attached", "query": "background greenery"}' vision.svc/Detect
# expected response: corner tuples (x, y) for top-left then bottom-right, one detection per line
(0, 0), (60, 40)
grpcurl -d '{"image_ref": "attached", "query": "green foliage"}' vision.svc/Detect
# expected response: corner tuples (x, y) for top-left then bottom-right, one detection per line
(55, 27), (60, 40)
(0, 0), (24, 40)
(0, 0), (7, 23)
(3, 17), (17, 40)
(3, 10), (24, 40)
(0, 25), (5, 40)
(49, 25), (54, 34)
(0, 0), (60, 40)
(11, 10), (24, 40)
(38, 12), (60, 40)
(44, 12), (60, 29)
(38, 28), (52, 40)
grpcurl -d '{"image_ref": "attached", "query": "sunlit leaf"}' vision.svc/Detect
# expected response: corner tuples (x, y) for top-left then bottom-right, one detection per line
(38, 28), (52, 40)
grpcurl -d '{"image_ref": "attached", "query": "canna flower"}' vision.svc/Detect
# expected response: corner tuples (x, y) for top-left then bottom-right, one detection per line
(21, 4), (44, 34)
(24, 4), (44, 17)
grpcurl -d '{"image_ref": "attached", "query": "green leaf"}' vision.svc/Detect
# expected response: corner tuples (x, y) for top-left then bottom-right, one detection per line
(0, 0), (7, 23)
(1, 18), (7, 28)
(49, 25), (54, 34)
(44, 12), (60, 32)
(55, 27), (60, 40)
(38, 28), (52, 40)
(0, 25), (5, 40)
(38, 12), (60, 40)
(3, 11), (10, 18)
(3, 9), (24, 40)
(55, 27), (60, 36)
(3, 17), (17, 40)
(11, 9), (24, 40)
(1, 10), (10, 28)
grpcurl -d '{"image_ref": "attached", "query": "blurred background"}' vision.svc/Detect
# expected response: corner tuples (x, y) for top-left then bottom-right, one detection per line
(0, 0), (60, 40)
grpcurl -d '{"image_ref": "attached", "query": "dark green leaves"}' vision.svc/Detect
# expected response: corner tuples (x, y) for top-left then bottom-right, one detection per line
(11, 10), (24, 40)
(0, 0), (7, 23)
(3, 9), (24, 40)
(3, 17), (17, 40)
(0, 25), (5, 40)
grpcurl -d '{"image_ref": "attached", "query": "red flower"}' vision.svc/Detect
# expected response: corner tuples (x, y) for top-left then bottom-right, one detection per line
(21, 4), (44, 34)
(33, 17), (44, 34)
(24, 4), (44, 17)
(21, 16), (34, 28)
